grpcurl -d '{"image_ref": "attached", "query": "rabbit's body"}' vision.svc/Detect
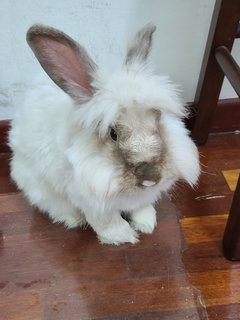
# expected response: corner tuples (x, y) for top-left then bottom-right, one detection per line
(9, 24), (200, 244)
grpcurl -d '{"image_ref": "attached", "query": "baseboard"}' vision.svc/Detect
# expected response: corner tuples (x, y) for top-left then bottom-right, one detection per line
(0, 120), (11, 153)
(1, 99), (239, 152)
(210, 98), (240, 133)
(187, 98), (240, 134)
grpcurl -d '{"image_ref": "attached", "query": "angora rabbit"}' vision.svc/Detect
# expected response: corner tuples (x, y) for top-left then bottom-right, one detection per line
(9, 23), (200, 245)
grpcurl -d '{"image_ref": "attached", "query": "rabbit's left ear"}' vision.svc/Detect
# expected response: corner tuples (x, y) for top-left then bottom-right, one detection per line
(27, 24), (97, 102)
(125, 23), (156, 65)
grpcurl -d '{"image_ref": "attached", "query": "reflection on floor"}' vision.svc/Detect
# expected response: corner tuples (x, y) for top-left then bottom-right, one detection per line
(0, 130), (240, 320)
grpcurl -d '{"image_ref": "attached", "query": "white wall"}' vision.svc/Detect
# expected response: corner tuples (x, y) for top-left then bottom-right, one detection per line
(0, 0), (217, 120)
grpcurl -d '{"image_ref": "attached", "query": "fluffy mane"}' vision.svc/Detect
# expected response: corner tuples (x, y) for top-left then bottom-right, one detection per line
(74, 64), (186, 137)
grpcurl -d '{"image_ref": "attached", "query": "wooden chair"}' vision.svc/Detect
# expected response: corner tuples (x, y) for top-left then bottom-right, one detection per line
(189, 0), (240, 260)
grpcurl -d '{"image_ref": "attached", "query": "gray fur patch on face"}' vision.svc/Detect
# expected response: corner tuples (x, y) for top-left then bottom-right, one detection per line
(116, 106), (163, 165)
(113, 105), (166, 192)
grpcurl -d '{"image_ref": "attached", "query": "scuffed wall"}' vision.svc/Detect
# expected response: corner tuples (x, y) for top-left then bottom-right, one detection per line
(1, 0), (217, 119)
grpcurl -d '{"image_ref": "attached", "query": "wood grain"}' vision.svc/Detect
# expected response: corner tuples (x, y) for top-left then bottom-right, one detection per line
(181, 214), (228, 244)
(1, 127), (240, 319)
(222, 169), (240, 191)
(0, 291), (43, 320)
(172, 132), (240, 217)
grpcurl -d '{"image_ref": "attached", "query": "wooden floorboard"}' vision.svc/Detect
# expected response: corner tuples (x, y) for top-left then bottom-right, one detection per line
(222, 169), (240, 191)
(1, 132), (240, 319)
(181, 214), (228, 244)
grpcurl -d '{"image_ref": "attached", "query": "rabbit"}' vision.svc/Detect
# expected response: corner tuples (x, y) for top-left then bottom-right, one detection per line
(8, 23), (200, 245)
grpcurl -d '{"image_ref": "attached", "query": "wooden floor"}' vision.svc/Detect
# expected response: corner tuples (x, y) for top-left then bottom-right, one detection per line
(1, 127), (240, 320)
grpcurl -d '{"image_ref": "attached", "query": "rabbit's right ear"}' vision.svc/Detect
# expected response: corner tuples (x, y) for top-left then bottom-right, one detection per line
(125, 23), (156, 66)
(27, 24), (97, 102)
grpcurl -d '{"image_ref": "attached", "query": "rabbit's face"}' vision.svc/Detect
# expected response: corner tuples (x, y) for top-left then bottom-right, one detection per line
(106, 105), (167, 190)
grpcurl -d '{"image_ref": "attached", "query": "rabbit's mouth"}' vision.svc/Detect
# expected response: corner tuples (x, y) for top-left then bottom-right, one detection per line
(137, 179), (159, 190)
(141, 180), (157, 187)
(134, 162), (162, 188)
(119, 163), (162, 193)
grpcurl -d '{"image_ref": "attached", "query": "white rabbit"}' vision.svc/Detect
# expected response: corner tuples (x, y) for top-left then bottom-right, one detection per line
(9, 23), (200, 245)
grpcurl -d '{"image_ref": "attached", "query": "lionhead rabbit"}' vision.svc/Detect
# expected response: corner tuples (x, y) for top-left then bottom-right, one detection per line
(9, 23), (200, 245)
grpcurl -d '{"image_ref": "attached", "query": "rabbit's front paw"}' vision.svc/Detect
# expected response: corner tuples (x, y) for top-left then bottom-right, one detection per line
(97, 220), (139, 245)
(130, 205), (157, 234)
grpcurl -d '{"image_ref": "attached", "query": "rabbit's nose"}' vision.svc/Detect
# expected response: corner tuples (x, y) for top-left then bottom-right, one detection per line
(134, 162), (161, 187)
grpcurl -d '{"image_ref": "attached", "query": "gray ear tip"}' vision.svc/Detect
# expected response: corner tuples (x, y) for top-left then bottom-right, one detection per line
(26, 24), (46, 43)
(143, 23), (157, 35)
(26, 24), (61, 44)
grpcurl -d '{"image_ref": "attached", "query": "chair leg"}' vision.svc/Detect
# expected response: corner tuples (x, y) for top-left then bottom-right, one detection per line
(190, 0), (240, 145)
(223, 175), (240, 260)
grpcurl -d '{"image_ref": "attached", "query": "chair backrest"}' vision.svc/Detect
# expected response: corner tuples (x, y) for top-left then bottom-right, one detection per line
(189, 0), (240, 145)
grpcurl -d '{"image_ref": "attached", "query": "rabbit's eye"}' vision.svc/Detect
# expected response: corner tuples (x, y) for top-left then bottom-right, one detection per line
(110, 128), (118, 141)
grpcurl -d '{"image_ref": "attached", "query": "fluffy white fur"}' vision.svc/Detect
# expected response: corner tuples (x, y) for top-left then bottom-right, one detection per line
(9, 24), (200, 245)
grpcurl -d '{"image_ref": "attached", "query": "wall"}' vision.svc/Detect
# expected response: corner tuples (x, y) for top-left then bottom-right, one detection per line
(0, 0), (217, 119)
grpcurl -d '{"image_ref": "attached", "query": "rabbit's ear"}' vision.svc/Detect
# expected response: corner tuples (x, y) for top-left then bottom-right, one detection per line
(125, 23), (156, 66)
(27, 25), (97, 102)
